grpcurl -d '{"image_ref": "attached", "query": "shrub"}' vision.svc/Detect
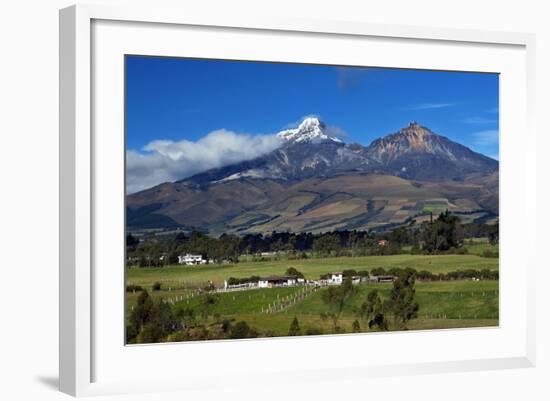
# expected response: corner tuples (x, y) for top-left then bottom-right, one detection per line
(416, 270), (436, 281)
(481, 249), (499, 258)
(229, 321), (258, 339)
(285, 267), (305, 278)
(152, 281), (162, 291)
(371, 267), (387, 276)
(352, 320), (361, 333)
(288, 317), (301, 336)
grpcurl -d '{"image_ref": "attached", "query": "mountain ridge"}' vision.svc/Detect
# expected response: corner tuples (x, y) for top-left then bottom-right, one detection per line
(180, 119), (497, 186)
(127, 120), (499, 234)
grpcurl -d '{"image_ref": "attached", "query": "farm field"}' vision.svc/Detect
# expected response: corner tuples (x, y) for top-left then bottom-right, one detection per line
(126, 252), (499, 340)
(126, 253), (498, 290)
(465, 237), (499, 256)
(126, 279), (498, 337)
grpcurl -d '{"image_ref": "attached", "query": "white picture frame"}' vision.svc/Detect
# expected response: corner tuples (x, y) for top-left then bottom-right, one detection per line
(59, 4), (536, 397)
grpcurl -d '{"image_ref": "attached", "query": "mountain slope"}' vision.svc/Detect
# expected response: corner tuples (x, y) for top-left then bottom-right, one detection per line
(182, 117), (370, 185)
(363, 122), (498, 181)
(127, 119), (499, 233)
(183, 119), (496, 185)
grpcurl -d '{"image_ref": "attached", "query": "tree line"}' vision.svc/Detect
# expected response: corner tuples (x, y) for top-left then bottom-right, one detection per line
(127, 211), (498, 267)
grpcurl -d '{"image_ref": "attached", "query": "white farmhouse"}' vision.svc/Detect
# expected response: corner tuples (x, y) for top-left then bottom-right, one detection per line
(329, 272), (343, 285)
(258, 276), (297, 288)
(178, 253), (207, 265)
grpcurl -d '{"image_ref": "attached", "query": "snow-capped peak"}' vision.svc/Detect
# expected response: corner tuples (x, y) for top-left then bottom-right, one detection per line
(277, 117), (343, 144)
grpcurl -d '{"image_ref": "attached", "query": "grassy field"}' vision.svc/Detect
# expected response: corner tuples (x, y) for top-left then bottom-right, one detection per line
(127, 253), (498, 289)
(285, 281), (498, 319)
(465, 237), (499, 256)
(126, 252), (499, 339)
(146, 280), (498, 336)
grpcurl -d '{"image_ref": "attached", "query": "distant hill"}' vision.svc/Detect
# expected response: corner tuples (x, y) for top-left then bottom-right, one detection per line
(127, 119), (498, 234)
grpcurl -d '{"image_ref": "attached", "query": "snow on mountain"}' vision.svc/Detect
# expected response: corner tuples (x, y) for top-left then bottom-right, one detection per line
(172, 120), (497, 186)
(127, 120), (500, 232)
(277, 117), (343, 144)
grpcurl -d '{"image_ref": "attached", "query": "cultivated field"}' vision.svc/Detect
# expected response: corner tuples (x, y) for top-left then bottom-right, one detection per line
(127, 253), (498, 289)
(126, 280), (498, 336)
(126, 252), (499, 338)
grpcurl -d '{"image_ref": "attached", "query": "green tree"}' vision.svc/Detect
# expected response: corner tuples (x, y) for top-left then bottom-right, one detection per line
(155, 301), (177, 332)
(385, 270), (419, 329)
(356, 289), (388, 331)
(321, 278), (356, 330)
(313, 234), (341, 256)
(342, 269), (358, 277)
(127, 290), (179, 343)
(421, 210), (464, 253)
(128, 290), (154, 339)
(229, 321), (258, 339)
(288, 317), (301, 336)
(199, 293), (219, 320)
(285, 267), (305, 279)
(352, 320), (361, 333)
(138, 323), (165, 343)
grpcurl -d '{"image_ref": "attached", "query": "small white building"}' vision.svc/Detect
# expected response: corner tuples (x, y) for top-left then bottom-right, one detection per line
(329, 272), (343, 285)
(178, 253), (207, 265)
(224, 280), (257, 290)
(369, 275), (395, 283)
(258, 276), (297, 288)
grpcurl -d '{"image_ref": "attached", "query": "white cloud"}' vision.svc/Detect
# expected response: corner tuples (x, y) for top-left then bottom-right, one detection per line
(472, 129), (499, 146)
(127, 129), (282, 194)
(284, 114), (321, 129)
(325, 125), (348, 140)
(462, 116), (497, 124)
(406, 102), (455, 110)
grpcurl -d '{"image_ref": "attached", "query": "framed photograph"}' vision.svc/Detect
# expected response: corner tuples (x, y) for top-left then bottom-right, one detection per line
(60, 4), (536, 396)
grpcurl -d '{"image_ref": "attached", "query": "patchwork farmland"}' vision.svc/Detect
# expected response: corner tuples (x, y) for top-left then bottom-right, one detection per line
(126, 250), (499, 341)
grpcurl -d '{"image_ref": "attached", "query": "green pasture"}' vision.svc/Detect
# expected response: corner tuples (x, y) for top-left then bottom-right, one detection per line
(126, 253), (499, 288)
(243, 280), (499, 335)
(422, 203), (447, 212)
(174, 287), (303, 315)
(285, 280), (498, 319)
(465, 237), (499, 256)
(237, 314), (497, 336)
(127, 279), (498, 336)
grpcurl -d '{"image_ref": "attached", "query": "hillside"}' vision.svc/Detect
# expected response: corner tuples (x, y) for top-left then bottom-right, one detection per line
(127, 119), (498, 234)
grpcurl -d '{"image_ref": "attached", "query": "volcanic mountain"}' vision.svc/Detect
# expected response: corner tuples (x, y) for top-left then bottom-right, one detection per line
(363, 122), (497, 181)
(182, 119), (497, 185)
(127, 119), (499, 234)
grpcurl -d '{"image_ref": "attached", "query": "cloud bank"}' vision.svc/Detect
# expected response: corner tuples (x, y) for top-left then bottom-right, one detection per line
(461, 116), (498, 124)
(471, 129), (499, 160)
(127, 129), (282, 194)
(472, 129), (499, 146)
(406, 102), (455, 110)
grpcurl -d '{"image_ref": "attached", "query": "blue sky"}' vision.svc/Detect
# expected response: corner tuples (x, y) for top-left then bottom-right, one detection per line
(125, 55), (499, 193)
